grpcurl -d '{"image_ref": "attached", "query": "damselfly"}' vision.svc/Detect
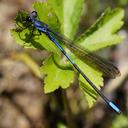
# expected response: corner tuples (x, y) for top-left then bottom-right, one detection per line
(17, 11), (121, 114)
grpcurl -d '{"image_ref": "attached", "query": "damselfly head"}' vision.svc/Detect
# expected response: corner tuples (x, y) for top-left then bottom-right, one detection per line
(31, 11), (38, 18)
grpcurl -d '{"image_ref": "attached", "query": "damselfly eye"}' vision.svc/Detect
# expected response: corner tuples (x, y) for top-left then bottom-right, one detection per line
(31, 11), (37, 18)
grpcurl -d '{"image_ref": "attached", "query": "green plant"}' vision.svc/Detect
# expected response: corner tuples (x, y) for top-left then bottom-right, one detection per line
(11, 0), (124, 108)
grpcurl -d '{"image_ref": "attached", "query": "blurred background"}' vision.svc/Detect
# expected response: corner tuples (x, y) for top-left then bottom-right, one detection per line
(0, 0), (128, 128)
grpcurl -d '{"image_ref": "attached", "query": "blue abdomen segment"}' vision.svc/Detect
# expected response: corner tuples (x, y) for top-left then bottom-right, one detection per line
(109, 101), (121, 114)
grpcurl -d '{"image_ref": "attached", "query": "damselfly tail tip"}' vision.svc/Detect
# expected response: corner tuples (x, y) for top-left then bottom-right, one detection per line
(109, 101), (121, 114)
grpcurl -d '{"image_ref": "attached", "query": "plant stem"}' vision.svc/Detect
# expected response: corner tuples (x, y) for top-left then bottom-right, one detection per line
(62, 90), (76, 128)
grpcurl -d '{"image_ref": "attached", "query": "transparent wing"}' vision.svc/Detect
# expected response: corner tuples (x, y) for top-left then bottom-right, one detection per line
(48, 28), (120, 78)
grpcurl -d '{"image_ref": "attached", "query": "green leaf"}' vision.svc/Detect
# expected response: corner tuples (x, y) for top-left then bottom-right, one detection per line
(11, 28), (36, 49)
(63, 0), (84, 39)
(48, 0), (63, 25)
(75, 58), (103, 107)
(80, 82), (97, 107)
(45, 0), (84, 39)
(40, 55), (74, 93)
(11, 3), (61, 55)
(11, 25), (60, 55)
(76, 8), (124, 51)
(33, 1), (61, 31)
(11, 11), (37, 49)
(69, 8), (124, 107)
